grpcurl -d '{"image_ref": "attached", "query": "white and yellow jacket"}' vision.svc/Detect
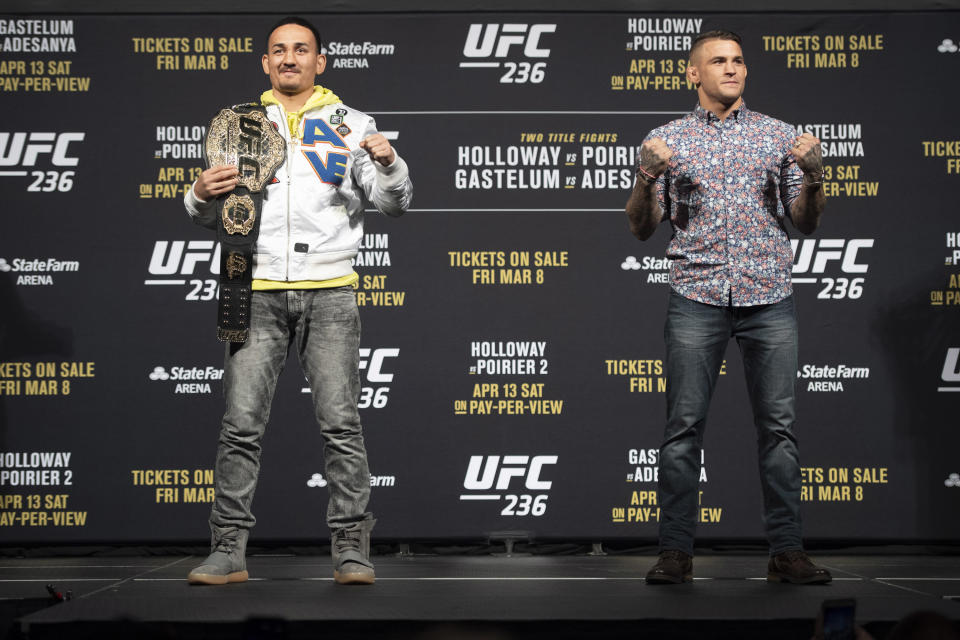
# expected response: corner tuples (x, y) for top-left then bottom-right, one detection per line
(184, 86), (412, 289)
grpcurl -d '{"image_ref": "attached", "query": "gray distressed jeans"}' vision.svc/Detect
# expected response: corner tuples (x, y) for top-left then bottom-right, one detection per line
(209, 287), (372, 537)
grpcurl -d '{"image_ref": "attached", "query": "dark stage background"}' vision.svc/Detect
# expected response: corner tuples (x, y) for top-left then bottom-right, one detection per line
(0, 6), (958, 544)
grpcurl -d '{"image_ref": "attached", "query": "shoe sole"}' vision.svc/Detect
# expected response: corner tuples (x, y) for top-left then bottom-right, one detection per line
(645, 573), (693, 585)
(334, 570), (375, 585)
(766, 572), (832, 585)
(187, 570), (249, 585)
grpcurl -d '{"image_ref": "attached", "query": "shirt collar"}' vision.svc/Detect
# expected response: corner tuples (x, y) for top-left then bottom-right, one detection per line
(693, 101), (748, 123)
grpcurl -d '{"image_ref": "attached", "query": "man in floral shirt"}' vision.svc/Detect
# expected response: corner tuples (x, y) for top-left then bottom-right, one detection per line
(625, 30), (831, 585)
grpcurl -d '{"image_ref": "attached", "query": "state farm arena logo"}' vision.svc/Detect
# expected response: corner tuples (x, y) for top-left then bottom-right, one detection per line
(307, 472), (396, 488)
(938, 39), (959, 53)
(0, 256), (78, 286)
(791, 238), (873, 300)
(459, 23), (555, 84)
(145, 240), (220, 302)
(301, 348), (398, 410)
(797, 363), (870, 393)
(321, 40), (396, 70)
(459, 455), (557, 517)
(621, 255), (669, 284)
(938, 348), (960, 393)
(149, 365), (223, 394)
(0, 131), (83, 192)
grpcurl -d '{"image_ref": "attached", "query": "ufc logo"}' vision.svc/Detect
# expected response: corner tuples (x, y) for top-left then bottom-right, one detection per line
(462, 24), (556, 58)
(237, 116), (263, 180)
(791, 239), (873, 274)
(148, 241), (220, 275)
(463, 455), (557, 491)
(359, 348), (399, 383)
(0, 132), (84, 167)
(943, 348), (960, 383)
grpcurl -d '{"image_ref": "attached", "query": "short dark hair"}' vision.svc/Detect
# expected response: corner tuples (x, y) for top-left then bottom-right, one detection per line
(266, 16), (323, 53)
(689, 29), (742, 60)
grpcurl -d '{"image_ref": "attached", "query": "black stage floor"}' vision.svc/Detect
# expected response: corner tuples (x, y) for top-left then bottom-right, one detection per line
(2, 551), (959, 639)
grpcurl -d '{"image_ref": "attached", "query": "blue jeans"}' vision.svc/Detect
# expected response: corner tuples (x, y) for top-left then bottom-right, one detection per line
(658, 290), (802, 556)
(209, 287), (372, 539)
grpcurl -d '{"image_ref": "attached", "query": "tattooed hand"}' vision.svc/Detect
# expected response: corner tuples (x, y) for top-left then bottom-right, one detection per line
(638, 138), (673, 177)
(791, 133), (822, 178)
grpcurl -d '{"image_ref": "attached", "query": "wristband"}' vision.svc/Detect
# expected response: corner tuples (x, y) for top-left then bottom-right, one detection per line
(636, 165), (658, 184)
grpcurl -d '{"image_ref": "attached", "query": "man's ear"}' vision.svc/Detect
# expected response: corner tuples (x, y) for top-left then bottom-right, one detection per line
(686, 61), (700, 88)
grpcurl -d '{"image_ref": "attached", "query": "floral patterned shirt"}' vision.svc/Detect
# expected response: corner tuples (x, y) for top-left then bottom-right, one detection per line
(646, 103), (803, 307)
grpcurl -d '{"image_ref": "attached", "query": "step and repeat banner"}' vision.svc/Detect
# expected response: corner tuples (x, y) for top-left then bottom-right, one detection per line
(0, 11), (958, 544)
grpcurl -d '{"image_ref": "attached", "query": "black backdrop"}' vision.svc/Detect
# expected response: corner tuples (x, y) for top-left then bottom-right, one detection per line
(1, 8), (959, 544)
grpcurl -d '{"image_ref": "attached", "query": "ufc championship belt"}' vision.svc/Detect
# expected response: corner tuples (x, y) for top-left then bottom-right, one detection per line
(204, 103), (285, 342)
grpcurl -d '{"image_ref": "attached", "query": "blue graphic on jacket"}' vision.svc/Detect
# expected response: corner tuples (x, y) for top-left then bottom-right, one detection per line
(302, 118), (349, 185)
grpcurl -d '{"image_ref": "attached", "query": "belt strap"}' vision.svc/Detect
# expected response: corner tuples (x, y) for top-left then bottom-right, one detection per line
(204, 102), (286, 342)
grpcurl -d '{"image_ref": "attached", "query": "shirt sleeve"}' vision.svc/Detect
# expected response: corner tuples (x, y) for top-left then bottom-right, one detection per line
(350, 116), (413, 217)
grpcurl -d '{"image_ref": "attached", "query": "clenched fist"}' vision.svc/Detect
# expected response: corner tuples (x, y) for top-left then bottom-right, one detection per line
(791, 133), (822, 178)
(359, 133), (396, 167)
(638, 138), (673, 178)
(193, 165), (238, 201)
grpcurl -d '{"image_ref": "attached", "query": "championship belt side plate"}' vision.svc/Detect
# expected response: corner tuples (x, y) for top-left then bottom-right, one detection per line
(205, 103), (286, 343)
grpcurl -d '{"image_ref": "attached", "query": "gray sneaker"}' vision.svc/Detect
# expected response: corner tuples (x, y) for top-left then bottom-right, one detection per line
(187, 528), (249, 585)
(331, 519), (376, 585)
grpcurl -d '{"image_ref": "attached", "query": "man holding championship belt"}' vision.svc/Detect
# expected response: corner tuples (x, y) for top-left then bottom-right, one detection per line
(183, 16), (412, 585)
(625, 30), (831, 585)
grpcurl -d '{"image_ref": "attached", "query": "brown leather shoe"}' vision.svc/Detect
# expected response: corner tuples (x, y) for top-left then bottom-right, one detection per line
(767, 550), (832, 584)
(645, 550), (693, 584)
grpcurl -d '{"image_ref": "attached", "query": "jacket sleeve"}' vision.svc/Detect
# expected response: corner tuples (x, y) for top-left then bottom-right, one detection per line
(183, 183), (218, 230)
(351, 116), (413, 217)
